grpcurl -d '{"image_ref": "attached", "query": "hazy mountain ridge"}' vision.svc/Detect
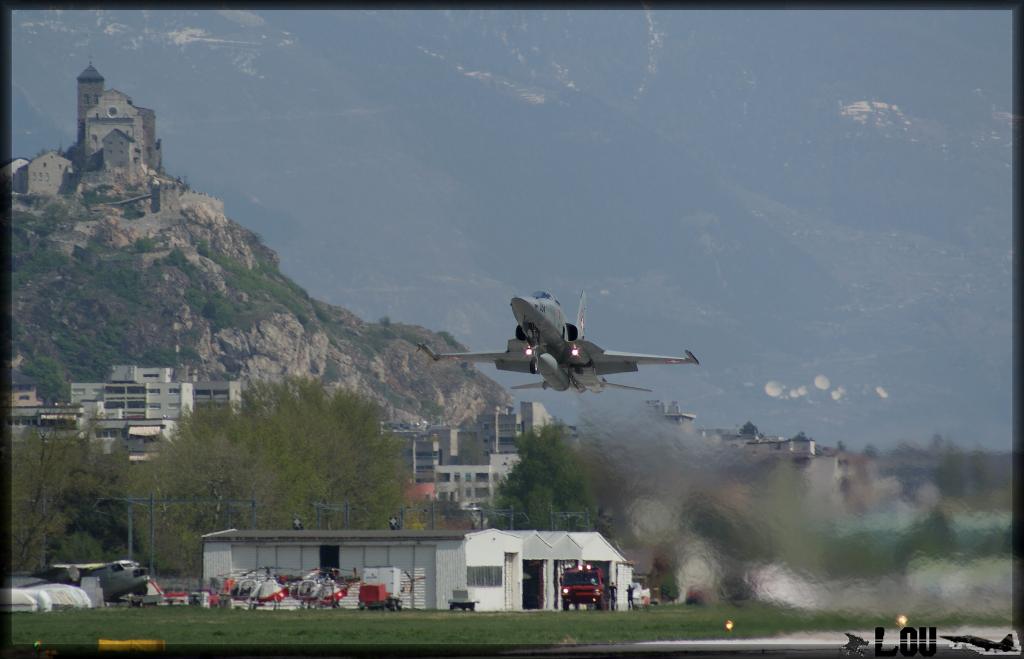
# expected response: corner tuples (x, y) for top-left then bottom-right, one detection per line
(10, 9), (1011, 446)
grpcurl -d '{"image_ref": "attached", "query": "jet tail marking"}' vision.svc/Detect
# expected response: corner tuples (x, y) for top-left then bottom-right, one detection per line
(576, 289), (586, 339)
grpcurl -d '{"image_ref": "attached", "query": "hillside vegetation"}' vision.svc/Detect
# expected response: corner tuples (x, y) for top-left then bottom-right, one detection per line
(8, 176), (508, 425)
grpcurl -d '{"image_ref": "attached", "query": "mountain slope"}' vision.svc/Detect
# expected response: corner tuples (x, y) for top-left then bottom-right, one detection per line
(9, 175), (510, 425)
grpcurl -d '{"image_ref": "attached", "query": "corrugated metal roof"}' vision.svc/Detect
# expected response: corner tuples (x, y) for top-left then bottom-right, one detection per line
(201, 529), (470, 543)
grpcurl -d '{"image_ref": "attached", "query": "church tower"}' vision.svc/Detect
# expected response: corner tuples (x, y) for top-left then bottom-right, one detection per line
(76, 63), (104, 147)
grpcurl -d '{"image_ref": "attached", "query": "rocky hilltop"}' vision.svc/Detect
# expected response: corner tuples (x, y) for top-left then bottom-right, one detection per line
(9, 172), (511, 424)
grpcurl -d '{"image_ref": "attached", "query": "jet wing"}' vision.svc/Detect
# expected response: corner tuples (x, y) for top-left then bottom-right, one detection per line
(577, 340), (699, 375)
(418, 340), (533, 373)
(51, 563), (107, 570)
(600, 379), (653, 392)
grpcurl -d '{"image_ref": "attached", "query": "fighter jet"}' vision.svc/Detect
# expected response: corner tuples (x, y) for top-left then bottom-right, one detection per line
(841, 633), (869, 656)
(418, 290), (698, 392)
(940, 633), (1016, 653)
(32, 559), (149, 603)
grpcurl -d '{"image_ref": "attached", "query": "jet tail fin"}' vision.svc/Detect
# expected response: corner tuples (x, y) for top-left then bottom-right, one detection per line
(510, 381), (547, 390)
(576, 289), (586, 339)
(601, 379), (652, 392)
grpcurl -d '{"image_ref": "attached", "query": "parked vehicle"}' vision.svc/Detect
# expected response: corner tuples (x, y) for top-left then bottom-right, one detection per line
(560, 564), (606, 610)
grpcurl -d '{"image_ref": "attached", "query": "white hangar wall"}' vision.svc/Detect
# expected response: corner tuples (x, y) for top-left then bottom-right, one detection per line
(465, 529), (523, 611)
(201, 528), (630, 612)
(201, 530), (468, 610)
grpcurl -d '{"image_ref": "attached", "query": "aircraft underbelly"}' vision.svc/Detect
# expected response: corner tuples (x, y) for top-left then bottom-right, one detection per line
(495, 360), (533, 373)
(571, 369), (603, 392)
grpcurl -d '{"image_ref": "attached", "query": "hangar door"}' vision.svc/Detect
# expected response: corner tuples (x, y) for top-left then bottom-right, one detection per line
(231, 545), (258, 573)
(337, 543), (437, 609)
(319, 545), (340, 570)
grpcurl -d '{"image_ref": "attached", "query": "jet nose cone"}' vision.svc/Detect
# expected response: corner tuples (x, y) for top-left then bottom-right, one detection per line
(511, 297), (533, 317)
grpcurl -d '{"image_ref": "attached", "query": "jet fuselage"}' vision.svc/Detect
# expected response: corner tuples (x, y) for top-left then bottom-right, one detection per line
(511, 292), (595, 392)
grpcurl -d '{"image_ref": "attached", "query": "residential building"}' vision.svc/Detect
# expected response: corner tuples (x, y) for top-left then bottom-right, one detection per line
(10, 371), (43, 407)
(6, 404), (88, 435)
(193, 380), (242, 408)
(391, 401), (552, 486)
(72, 366), (194, 421)
(646, 400), (696, 424)
(435, 453), (520, 507)
(25, 151), (73, 195)
(71, 365), (242, 421)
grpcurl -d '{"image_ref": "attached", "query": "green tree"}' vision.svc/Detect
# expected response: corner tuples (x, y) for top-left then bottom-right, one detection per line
(9, 428), (131, 570)
(495, 425), (595, 531)
(21, 356), (68, 404)
(739, 421), (759, 436)
(135, 378), (407, 575)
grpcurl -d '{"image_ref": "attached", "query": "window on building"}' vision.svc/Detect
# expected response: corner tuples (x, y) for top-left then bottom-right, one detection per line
(475, 487), (489, 498)
(127, 386), (146, 395)
(467, 566), (502, 587)
(106, 401), (124, 409)
(148, 403), (161, 409)
(105, 386), (126, 395)
(169, 388), (180, 394)
(126, 401), (145, 409)
(438, 473), (450, 482)
(454, 473), (461, 481)
(476, 473), (489, 482)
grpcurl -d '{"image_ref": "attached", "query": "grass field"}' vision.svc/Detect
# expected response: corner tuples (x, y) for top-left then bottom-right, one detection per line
(7, 603), (1011, 653)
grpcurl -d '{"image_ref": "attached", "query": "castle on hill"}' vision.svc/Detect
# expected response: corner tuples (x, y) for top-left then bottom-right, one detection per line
(74, 63), (162, 177)
(3, 64), (163, 195)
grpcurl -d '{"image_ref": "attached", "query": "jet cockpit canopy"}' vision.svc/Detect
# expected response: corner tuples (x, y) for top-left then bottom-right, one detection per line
(532, 290), (561, 306)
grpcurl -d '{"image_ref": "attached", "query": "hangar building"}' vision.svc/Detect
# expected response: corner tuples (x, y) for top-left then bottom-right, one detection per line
(202, 528), (632, 611)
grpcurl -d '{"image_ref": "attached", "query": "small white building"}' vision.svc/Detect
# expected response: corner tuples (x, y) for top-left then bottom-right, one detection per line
(201, 528), (631, 612)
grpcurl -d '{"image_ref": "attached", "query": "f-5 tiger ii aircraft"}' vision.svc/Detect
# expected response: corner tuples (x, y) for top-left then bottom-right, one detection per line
(418, 290), (698, 393)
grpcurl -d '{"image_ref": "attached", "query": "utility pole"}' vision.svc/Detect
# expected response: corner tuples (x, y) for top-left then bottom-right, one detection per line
(127, 502), (133, 560)
(149, 492), (155, 577)
(97, 496), (261, 576)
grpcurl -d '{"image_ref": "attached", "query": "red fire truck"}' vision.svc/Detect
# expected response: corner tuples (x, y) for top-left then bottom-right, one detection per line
(560, 564), (606, 610)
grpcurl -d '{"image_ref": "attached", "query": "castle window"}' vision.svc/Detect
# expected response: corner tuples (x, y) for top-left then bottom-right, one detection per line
(107, 106), (119, 118)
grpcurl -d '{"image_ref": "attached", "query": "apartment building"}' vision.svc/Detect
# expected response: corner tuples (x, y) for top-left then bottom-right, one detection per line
(435, 453), (521, 507)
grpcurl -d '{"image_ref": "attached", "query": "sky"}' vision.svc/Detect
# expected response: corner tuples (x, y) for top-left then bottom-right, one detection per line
(10, 9), (1014, 448)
